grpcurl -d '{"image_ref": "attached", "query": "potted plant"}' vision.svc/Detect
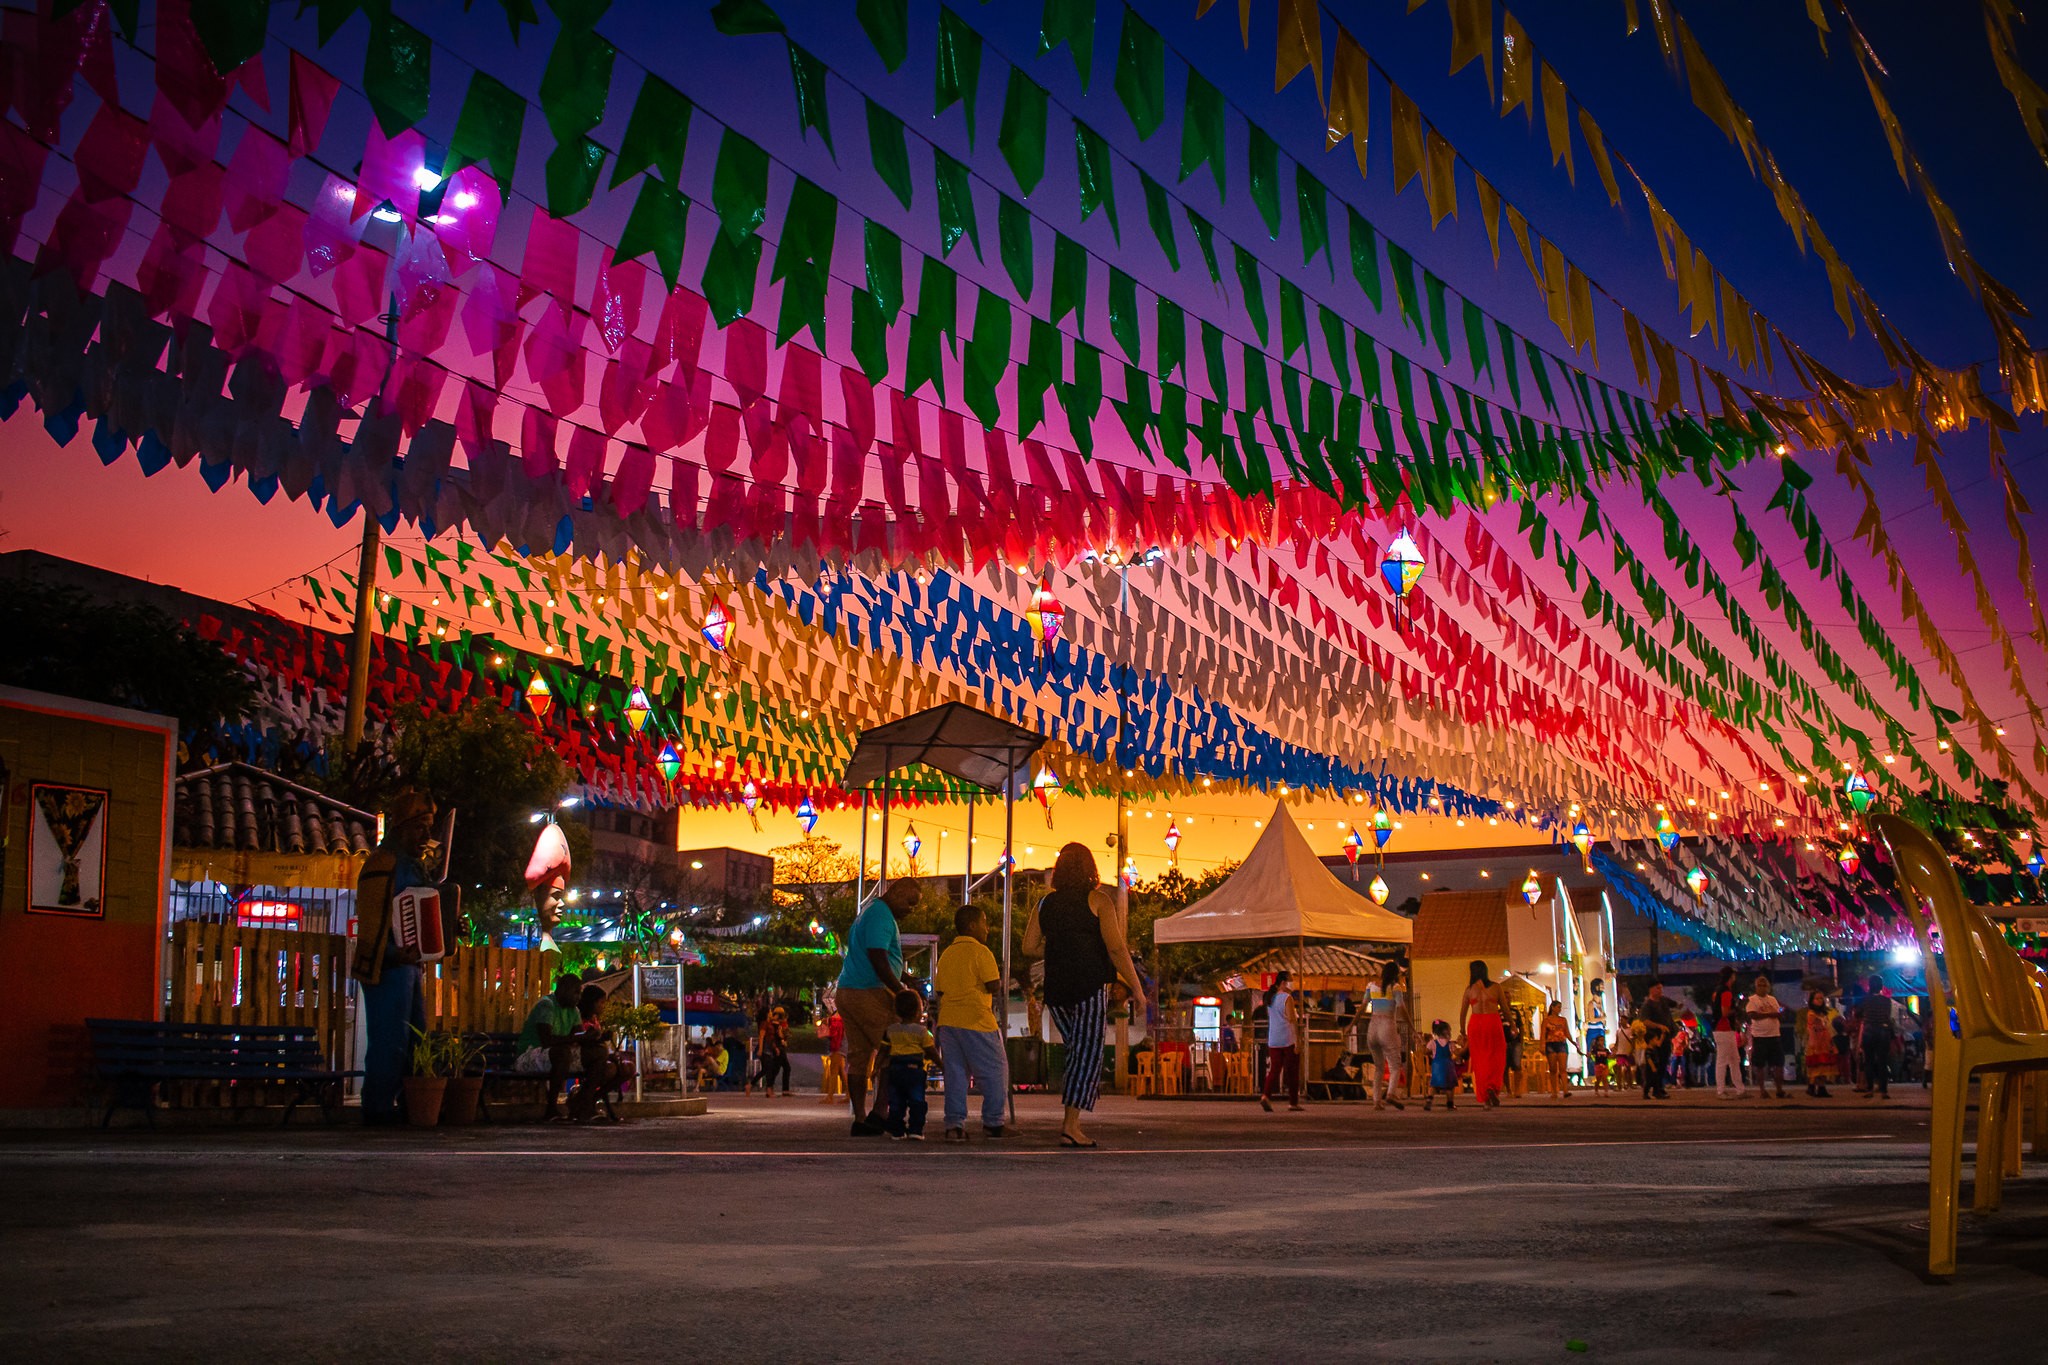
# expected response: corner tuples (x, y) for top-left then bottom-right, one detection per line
(601, 1001), (665, 1095)
(403, 1028), (462, 1127)
(440, 1033), (489, 1125)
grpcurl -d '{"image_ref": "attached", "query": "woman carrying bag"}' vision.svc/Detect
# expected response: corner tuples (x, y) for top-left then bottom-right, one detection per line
(1024, 842), (1147, 1148)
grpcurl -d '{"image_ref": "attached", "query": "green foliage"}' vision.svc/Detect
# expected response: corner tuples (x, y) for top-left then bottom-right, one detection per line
(407, 1028), (471, 1078)
(601, 1000), (664, 1044)
(1125, 864), (1248, 991)
(0, 577), (256, 733)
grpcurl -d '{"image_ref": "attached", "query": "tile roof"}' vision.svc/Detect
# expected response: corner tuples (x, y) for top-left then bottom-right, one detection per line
(1412, 890), (1512, 960)
(1238, 944), (1392, 981)
(174, 763), (375, 856)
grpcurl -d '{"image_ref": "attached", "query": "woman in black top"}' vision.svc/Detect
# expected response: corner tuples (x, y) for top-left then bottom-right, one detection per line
(1023, 843), (1146, 1147)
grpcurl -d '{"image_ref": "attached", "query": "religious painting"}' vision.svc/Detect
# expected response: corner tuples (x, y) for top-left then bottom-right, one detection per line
(28, 783), (109, 918)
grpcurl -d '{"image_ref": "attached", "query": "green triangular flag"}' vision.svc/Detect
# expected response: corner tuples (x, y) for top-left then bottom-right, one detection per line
(610, 74), (692, 187)
(1186, 207), (1222, 282)
(544, 133), (608, 217)
(616, 177), (690, 290)
(1074, 121), (1120, 241)
(935, 6), (983, 145)
(365, 12), (432, 136)
(1248, 125), (1280, 239)
(1141, 171), (1180, 271)
(1296, 163), (1329, 269)
(448, 70), (527, 192)
(866, 99), (914, 209)
(1108, 267), (1140, 362)
(1114, 8), (1166, 141)
(788, 43), (835, 156)
(1181, 67), (1227, 199)
(538, 24), (614, 139)
(934, 148), (982, 260)
(1039, 0), (1095, 89)
(191, 0), (268, 75)
(999, 195), (1034, 299)
(998, 69), (1049, 196)
(856, 0), (909, 71)
(1051, 232), (1087, 330)
(1234, 245), (1268, 344)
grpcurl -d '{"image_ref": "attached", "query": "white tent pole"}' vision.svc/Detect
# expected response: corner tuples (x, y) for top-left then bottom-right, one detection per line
(856, 790), (868, 907)
(965, 801), (975, 907)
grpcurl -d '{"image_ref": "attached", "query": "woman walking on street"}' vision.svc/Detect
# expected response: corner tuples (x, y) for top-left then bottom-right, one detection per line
(1502, 1003), (1529, 1098)
(1541, 1001), (1573, 1098)
(757, 1004), (792, 1096)
(1459, 960), (1508, 1107)
(1711, 966), (1747, 1098)
(1258, 970), (1305, 1112)
(1023, 843), (1146, 1148)
(1365, 959), (1407, 1110)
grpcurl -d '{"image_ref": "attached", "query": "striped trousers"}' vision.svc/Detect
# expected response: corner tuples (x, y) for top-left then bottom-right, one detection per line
(1050, 987), (1108, 1112)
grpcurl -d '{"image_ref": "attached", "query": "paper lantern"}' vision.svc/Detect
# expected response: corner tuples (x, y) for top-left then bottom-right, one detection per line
(1844, 771), (1873, 814)
(1521, 871), (1542, 906)
(1164, 820), (1181, 864)
(1656, 815), (1679, 853)
(1686, 865), (1709, 898)
(1344, 828), (1365, 865)
(1836, 844), (1861, 878)
(524, 675), (554, 719)
(1121, 856), (1138, 890)
(902, 823), (921, 862)
(1372, 807), (1393, 851)
(741, 778), (761, 830)
(996, 847), (1015, 874)
(655, 742), (681, 784)
(795, 797), (818, 835)
(624, 685), (651, 733)
(1367, 874), (1390, 906)
(1032, 764), (1063, 827)
(1025, 578), (1065, 663)
(2027, 848), (2043, 879)
(1381, 530), (1425, 598)
(1571, 820), (1593, 869)
(701, 598), (733, 651)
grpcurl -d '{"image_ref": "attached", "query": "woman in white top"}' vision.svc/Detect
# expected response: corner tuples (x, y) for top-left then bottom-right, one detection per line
(1364, 959), (1407, 1110)
(1259, 971), (1305, 1112)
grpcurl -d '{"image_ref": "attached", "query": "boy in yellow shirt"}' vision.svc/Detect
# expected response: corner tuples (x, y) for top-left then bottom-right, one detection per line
(934, 905), (1009, 1141)
(880, 990), (940, 1139)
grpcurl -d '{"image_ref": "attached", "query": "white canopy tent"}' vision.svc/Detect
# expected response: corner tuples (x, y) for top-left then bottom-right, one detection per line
(1153, 802), (1415, 944)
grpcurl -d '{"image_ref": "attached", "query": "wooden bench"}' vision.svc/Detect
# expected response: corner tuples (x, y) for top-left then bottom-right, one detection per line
(86, 1018), (359, 1127)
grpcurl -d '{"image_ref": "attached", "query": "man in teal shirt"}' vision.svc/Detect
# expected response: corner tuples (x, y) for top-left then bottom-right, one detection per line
(837, 878), (921, 1135)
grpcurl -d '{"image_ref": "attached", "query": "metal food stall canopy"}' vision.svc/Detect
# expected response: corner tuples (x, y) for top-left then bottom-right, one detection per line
(1153, 802), (1416, 944)
(842, 704), (1050, 1122)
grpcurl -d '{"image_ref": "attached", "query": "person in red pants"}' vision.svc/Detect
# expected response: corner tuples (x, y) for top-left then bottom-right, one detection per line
(1459, 960), (1508, 1108)
(1259, 970), (1305, 1112)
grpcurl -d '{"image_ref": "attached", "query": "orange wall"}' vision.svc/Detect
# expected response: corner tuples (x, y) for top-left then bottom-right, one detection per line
(0, 689), (174, 1108)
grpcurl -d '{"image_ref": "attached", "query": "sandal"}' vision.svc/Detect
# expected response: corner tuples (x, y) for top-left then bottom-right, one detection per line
(1059, 1133), (1099, 1148)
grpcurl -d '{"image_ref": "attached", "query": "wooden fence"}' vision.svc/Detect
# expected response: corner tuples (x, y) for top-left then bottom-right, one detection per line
(424, 944), (551, 1034)
(162, 924), (550, 1110)
(166, 921), (353, 1110)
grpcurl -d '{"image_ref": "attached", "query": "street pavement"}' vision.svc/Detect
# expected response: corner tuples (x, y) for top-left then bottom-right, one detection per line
(2, 1086), (2041, 1362)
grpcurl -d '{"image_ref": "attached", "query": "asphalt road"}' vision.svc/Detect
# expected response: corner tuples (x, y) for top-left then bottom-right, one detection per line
(3, 1091), (2042, 1363)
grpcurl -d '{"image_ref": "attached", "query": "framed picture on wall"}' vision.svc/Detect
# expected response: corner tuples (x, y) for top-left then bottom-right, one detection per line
(29, 783), (109, 918)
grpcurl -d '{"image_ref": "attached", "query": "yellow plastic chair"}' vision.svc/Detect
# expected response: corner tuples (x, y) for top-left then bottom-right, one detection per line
(1157, 1051), (1185, 1096)
(1874, 815), (2048, 1275)
(1131, 1051), (1157, 1097)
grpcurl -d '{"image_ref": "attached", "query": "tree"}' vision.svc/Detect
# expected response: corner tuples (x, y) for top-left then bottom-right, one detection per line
(0, 577), (255, 734)
(770, 834), (859, 923)
(324, 701), (576, 918)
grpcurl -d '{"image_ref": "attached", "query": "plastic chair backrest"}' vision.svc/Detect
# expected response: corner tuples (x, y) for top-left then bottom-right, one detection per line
(1876, 815), (2024, 1043)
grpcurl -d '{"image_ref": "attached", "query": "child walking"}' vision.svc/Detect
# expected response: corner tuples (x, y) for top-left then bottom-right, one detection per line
(880, 990), (940, 1140)
(1423, 1020), (1459, 1111)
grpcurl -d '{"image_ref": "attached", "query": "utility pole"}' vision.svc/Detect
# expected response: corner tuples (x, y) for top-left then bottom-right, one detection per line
(341, 294), (400, 755)
(1114, 679), (1131, 1094)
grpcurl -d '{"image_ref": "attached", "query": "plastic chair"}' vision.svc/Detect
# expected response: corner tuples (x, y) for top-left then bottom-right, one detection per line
(1874, 815), (2048, 1275)
(1131, 1051), (1158, 1097)
(1156, 1050), (1184, 1096)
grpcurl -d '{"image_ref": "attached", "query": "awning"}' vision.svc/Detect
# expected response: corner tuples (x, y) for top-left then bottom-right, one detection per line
(1153, 802), (1415, 944)
(839, 702), (1048, 794)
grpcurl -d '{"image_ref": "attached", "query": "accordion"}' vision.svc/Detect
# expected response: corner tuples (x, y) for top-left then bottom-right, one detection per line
(392, 886), (447, 963)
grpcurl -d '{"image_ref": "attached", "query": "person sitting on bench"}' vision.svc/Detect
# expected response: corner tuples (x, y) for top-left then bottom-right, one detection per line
(515, 973), (584, 1119)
